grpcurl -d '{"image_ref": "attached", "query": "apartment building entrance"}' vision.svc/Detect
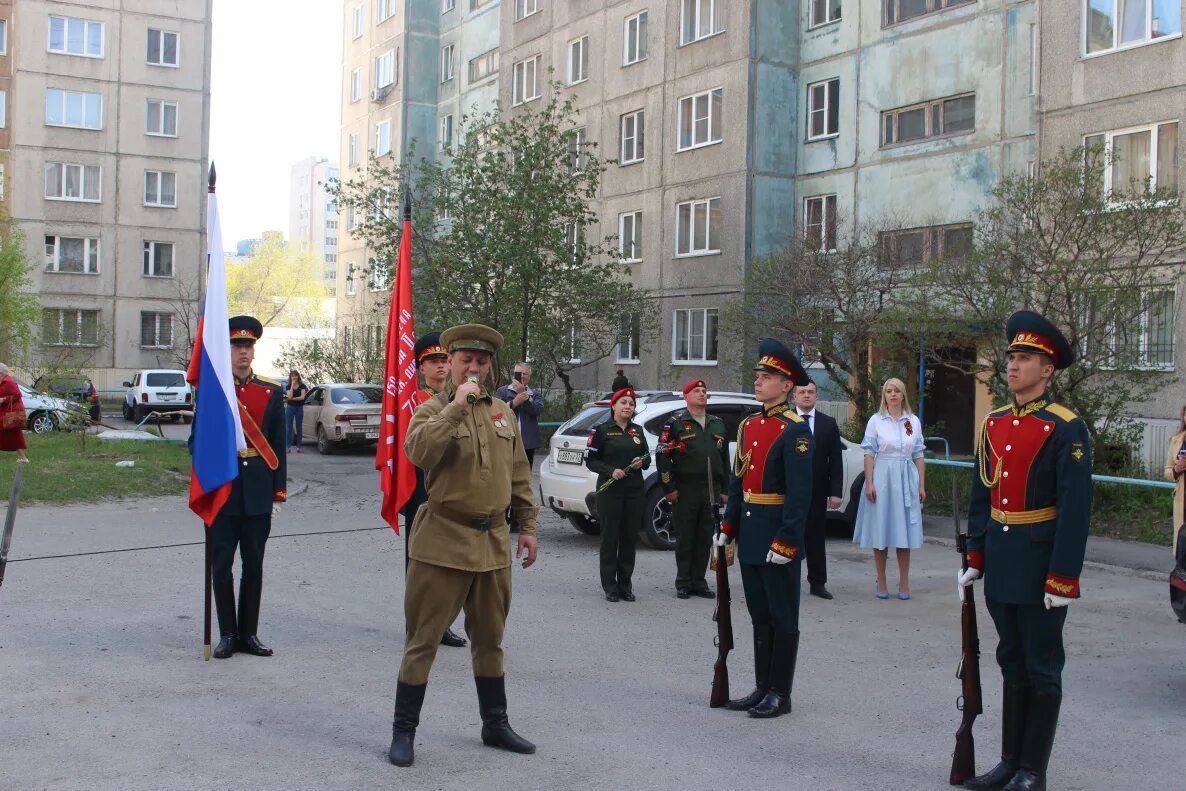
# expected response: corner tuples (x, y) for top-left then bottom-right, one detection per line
(921, 347), (976, 457)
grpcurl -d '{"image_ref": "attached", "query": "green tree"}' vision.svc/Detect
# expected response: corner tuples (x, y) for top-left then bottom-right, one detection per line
(225, 232), (331, 327)
(0, 220), (40, 360)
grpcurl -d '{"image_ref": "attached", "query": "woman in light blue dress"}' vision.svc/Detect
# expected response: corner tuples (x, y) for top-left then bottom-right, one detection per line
(853, 377), (927, 599)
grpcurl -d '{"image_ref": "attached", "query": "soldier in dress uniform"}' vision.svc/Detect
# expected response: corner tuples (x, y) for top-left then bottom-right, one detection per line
(714, 339), (812, 719)
(656, 379), (729, 599)
(400, 332), (466, 649)
(387, 323), (538, 768)
(201, 315), (287, 659)
(958, 310), (1092, 791)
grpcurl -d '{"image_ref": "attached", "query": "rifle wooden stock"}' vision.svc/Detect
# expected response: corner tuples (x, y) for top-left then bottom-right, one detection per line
(950, 482), (982, 785)
(709, 539), (733, 707)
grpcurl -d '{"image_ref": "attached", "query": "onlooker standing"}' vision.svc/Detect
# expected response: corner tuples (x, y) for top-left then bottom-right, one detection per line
(794, 381), (844, 600)
(284, 370), (308, 454)
(852, 377), (926, 600)
(0, 363), (30, 464)
(611, 369), (631, 391)
(1163, 403), (1186, 557)
(656, 379), (728, 599)
(495, 363), (545, 469)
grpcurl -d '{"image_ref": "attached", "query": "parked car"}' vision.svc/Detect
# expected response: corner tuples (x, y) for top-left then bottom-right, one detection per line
(539, 391), (867, 550)
(300, 383), (383, 454)
(121, 369), (193, 423)
(16, 382), (80, 433)
(33, 374), (101, 422)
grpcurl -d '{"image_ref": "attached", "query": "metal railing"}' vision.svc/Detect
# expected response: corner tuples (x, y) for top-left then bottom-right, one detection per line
(924, 457), (1176, 490)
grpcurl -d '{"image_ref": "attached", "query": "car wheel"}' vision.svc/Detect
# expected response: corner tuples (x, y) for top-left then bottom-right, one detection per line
(133, 405), (149, 423)
(567, 513), (600, 536)
(640, 486), (676, 551)
(122, 400), (133, 420)
(28, 411), (57, 434)
(317, 425), (336, 455)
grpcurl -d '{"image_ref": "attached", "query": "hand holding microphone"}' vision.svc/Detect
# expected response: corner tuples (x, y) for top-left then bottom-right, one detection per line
(459, 374), (480, 405)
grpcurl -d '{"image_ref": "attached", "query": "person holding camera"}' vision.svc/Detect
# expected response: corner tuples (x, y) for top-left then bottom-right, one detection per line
(495, 363), (544, 469)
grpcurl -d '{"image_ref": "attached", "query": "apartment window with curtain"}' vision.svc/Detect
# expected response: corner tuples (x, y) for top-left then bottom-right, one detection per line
(617, 313), (642, 363)
(441, 44), (456, 82)
(1084, 0), (1182, 55)
(353, 5), (365, 38)
(807, 79), (840, 140)
(349, 133), (360, 167)
(804, 194), (838, 252)
(619, 211), (643, 262)
(146, 99), (178, 136)
(677, 88), (723, 150)
(673, 308), (719, 363)
(144, 170), (177, 207)
(1085, 122), (1179, 198)
(567, 128), (588, 172)
(568, 36), (589, 85)
(515, 0), (541, 20)
(468, 49), (498, 83)
(375, 120), (392, 155)
(376, 51), (395, 88)
(45, 236), (100, 274)
(147, 28), (179, 67)
(512, 55), (541, 105)
(810, 0), (842, 27)
(681, 0), (725, 45)
(143, 241), (175, 277)
(880, 223), (972, 269)
(676, 197), (721, 256)
(351, 68), (363, 102)
(140, 312), (174, 349)
(45, 163), (101, 202)
(45, 89), (102, 130)
(42, 309), (99, 346)
(440, 114), (454, 148)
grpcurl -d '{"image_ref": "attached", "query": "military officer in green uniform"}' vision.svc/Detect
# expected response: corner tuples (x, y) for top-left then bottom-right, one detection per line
(387, 323), (539, 768)
(657, 378), (729, 599)
(959, 310), (1092, 791)
(585, 388), (651, 602)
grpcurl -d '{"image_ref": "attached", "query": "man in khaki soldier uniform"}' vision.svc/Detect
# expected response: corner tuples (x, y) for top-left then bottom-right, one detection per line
(387, 323), (539, 768)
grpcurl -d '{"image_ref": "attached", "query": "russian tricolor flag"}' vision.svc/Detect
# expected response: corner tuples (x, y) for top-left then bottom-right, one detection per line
(187, 174), (246, 526)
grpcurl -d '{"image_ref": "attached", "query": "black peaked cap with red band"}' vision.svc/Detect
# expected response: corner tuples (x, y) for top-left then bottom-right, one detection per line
(229, 315), (263, 343)
(1005, 310), (1074, 370)
(413, 331), (448, 366)
(753, 337), (810, 385)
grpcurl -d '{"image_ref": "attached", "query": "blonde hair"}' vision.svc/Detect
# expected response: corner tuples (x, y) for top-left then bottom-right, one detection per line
(878, 377), (914, 416)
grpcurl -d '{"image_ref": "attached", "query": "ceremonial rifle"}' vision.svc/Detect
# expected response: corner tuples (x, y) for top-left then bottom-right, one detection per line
(0, 463), (24, 592)
(708, 457), (733, 707)
(950, 478), (982, 785)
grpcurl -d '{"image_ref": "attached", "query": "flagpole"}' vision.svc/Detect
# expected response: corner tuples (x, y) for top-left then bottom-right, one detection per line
(202, 162), (216, 662)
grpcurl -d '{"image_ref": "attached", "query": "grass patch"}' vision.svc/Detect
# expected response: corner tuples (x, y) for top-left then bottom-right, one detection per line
(923, 462), (1175, 546)
(0, 432), (191, 505)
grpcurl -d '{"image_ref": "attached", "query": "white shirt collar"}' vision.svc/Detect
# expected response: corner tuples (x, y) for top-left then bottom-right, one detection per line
(797, 407), (816, 418)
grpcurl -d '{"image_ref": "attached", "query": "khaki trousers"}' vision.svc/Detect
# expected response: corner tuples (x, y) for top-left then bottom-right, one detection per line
(399, 559), (512, 685)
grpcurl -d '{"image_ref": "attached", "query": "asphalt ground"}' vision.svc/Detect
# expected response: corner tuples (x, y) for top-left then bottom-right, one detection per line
(1, 448), (1182, 790)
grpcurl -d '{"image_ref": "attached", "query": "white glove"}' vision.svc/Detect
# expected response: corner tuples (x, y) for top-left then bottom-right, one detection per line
(272, 503), (282, 517)
(765, 550), (792, 566)
(957, 568), (981, 602)
(1044, 593), (1073, 610)
(714, 531), (733, 547)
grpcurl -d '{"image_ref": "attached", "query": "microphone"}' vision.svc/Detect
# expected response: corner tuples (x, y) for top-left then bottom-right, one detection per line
(465, 374), (479, 404)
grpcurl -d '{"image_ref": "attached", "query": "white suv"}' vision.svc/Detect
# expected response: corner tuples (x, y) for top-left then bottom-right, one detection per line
(122, 369), (193, 423)
(539, 391), (866, 550)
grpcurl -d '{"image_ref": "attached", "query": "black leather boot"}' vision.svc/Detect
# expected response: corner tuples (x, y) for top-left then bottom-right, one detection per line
(475, 676), (535, 754)
(441, 628), (467, 647)
(1002, 691), (1061, 791)
(727, 625), (772, 711)
(212, 577), (237, 659)
(964, 683), (1029, 789)
(387, 681), (427, 767)
(749, 630), (799, 718)
(237, 578), (273, 657)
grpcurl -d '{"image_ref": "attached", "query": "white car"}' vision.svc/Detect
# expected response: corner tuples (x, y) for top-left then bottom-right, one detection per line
(122, 369), (193, 423)
(17, 383), (78, 433)
(539, 391), (867, 550)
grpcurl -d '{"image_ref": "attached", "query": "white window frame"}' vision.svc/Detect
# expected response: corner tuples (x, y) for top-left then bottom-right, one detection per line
(44, 163), (101, 203)
(440, 114), (454, 148)
(45, 88), (103, 130)
(47, 16), (104, 58)
(624, 11), (649, 65)
(1084, 121), (1179, 201)
(42, 308), (99, 347)
(515, 0), (541, 21)
(620, 109), (645, 164)
(353, 5), (365, 38)
(44, 235), (100, 274)
(804, 194), (838, 252)
(345, 264), (357, 296)
(883, 0), (974, 27)
(512, 55), (541, 106)
(142, 241), (175, 277)
(441, 44), (455, 82)
(672, 308), (719, 365)
(0, 19), (8, 56)
(351, 68), (363, 102)
(376, 50), (395, 88)
(144, 170), (177, 208)
(1082, 0), (1183, 57)
(147, 28), (179, 68)
(616, 313), (642, 363)
(619, 211), (643, 262)
(140, 312), (174, 349)
(567, 36), (589, 85)
(810, 0), (842, 28)
(677, 88), (724, 152)
(376, 0), (396, 23)
(348, 133), (361, 167)
(0, 91), (6, 130)
(568, 128), (588, 172)
(680, 0), (726, 46)
(375, 120), (392, 156)
(806, 78), (840, 140)
(145, 99), (178, 137)
(442, 0), (457, 13)
(675, 197), (721, 257)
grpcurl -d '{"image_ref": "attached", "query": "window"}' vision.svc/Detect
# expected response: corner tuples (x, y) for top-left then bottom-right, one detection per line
(807, 79), (840, 140)
(0, 163), (5, 202)
(369, 258), (391, 291)
(0, 19), (7, 55)
(376, 0), (396, 22)
(677, 88), (723, 150)
(349, 133), (360, 167)
(146, 99), (178, 137)
(472, 0), (495, 9)
(143, 241), (175, 277)
(619, 211), (643, 262)
(346, 264), (357, 296)
(44, 236), (100, 274)
(140, 312), (174, 349)
(625, 11), (649, 64)
(617, 313), (641, 362)
(353, 5), (365, 38)
(673, 308), (719, 363)
(512, 55), (541, 105)
(347, 204), (360, 230)
(804, 195), (838, 252)
(440, 114), (454, 148)
(676, 197), (721, 256)
(515, 0), (540, 20)
(147, 28), (179, 67)
(811, 0), (842, 27)
(681, 0), (725, 45)
(882, 93), (975, 147)
(376, 50), (395, 88)
(568, 128), (588, 172)
(880, 223), (972, 269)
(42, 309), (99, 346)
(144, 171), (177, 207)
(1085, 0), (1182, 54)
(1085, 122), (1179, 197)
(883, 0), (974, 27)
(48, 16), (103, 57)
(1087, 289), (1176, 368)
(443, 0), (456, 12)
(375, 120), (392, 155)
(351, 68), (363, 101)
(441, 44), (455, 82)
(468, 49), (498, 83)
(45, 163), (101, 202)
(45, 88), (102, 130)
(568, 36), (589, 85)
(0, 91), (5, 129)
(621, 110), (645, 164)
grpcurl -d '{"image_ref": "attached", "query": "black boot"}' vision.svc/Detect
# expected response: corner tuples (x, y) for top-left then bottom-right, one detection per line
(475, 676), (535, 754)
(749, 630), (798, 718)
(387, 681), (427, 767)
(964, 683), (1029, 789)
(441, 627), (467, 647)
(212, 577), (237, 659)
(727, 625), (772, 711)
(237, 578), (273, 657)
(1002, 691), (1061, 791)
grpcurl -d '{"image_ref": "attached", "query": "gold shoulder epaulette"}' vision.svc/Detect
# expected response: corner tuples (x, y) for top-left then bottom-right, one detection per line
(255, 374), (282, 387)
(783, 411), (805, 424)
(1045, 402), (1078, 422)
(768, 402), (789, 416)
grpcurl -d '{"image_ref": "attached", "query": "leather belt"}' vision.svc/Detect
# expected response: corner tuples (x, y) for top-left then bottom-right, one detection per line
(238, 449), (260, 459)
(430, 502), (506, 532)
(991, 506), (1057, 525)
(743, 491), (785, 505)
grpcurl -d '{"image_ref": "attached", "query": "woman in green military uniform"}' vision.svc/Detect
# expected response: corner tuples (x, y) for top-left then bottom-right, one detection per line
(585, 388), (651, 602)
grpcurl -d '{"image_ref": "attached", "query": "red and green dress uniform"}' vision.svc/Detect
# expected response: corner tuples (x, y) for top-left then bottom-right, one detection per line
(656, 408), (729, 594)
(585, 417), (651, 597)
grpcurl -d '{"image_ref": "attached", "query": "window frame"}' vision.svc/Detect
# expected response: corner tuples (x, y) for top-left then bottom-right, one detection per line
(880, 222), (973, 269)
(351, 68), (363, 102)
(142, 241), (176, 277)
(1082, 0), (1183, 57)
(441, 43), (456, 82)
(567, 127), (588, 173)
(619, 211), (643, 263)
(47, 15), (104, 58)
(806, 78), (840, 141)
(376, 50), (395, 89)
(45, 88), (103, 130)
(442, 0), (456, 12)
(675, 197), (722, 257)
(514, 0), (541, 21)
(348, 133), (361, 167)
(140, 311), (174, 349)
(671, 307), (720, 365)
(804, 194), (838, 252)
(676, 87), (724, 152)
(440, 113), (454, 148)
(144, 170), (178, 208)
(680, 0), (726, 46)
(146, 27), (180, 68)
(883, 0), (974, 28)
(44, 162), (101, 203)
(352, 5), (365, 38)
(881, 92), (976, 148)
(809, 0), (842, 28)
(512, 55), (541, 106)
(44, 235), (101, 274)
(624, 10), (649, 65)
(620, 109), (645, 164)
(375, 120), (392, 156)
(345, 264), (357, 296)
(145, 99), (178, 137)
(0, 19), (8, 56)
(468, 48), (499, 84)
(567, 36), (589, 85)
(42, 308), (100, 347)
(1086, 288), (1177, 370)
(1083, 120), (1180, 200)
(376, 0), (396, 23)
(616, 312), (642, 363)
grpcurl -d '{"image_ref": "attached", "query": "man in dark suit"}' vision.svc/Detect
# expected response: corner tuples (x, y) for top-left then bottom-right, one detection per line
(794, 380), (843, 600)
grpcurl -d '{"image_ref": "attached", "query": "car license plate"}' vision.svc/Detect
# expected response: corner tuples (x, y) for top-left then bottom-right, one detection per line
(159, 394), (176, 400)
(365, 429), (379, 439)
(556, 449), (584, 465)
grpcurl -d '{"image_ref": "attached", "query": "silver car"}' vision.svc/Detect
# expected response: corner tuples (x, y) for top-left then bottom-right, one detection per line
(17, 383), (79, 433)
(300, 383), (383, 454)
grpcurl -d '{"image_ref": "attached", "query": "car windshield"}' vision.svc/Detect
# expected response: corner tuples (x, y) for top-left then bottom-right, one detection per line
(331, 386), (382, 404)
(146, 373), (185, 387)
(42, 377), (89, 391)
(558, 405), (611, 437)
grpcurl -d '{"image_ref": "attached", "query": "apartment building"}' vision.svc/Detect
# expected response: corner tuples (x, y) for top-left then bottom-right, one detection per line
(5, 1), (212, 388)
(289, 156), (340, 294)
